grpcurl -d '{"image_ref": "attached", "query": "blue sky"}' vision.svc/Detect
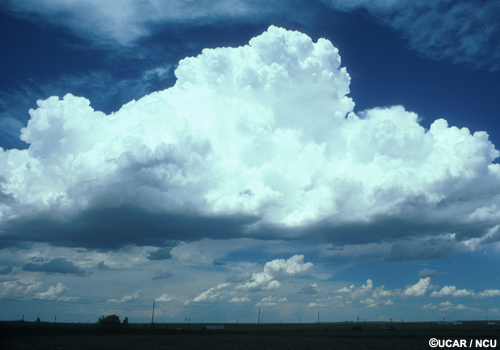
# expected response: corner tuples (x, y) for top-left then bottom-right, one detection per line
(1, 0), (500, 324)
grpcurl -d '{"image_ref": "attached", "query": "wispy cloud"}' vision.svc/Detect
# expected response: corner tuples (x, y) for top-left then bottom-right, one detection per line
(4, 0), (261, 46)
(5, 0), (498, 70)
(322, 0), (500, 70)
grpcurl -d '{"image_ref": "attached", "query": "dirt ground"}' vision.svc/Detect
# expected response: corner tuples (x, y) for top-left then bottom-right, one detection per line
(1, 322), (498, 350)
(1, 333), (429, 350)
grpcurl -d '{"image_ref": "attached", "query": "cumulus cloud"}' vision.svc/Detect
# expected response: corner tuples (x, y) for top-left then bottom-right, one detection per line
(22, 258), (86, 275)
(156, 293), (173, 302)
(35, 282), (77, 301)
(0, 279), (42, 299)
(192, 283), (230, 303)
(436, 300), (472, 312)
(228, 296), (251, 303)
(439, 300), (453, 311)
(476, 289), (500, 298)
(107, 290), (141, 303)
(403, 278), (430, 297)
(190, 255), (311, 303)
(337, 279), (373, 299)
(236, 255), (313, 292)
(425, 285), (500, 299)
(255, 295), (287, 307)
(430, 285), (475, 298)
(333, 279), (401, 308)
(360, 297), (382, 308)
(1, 26), (499, 255)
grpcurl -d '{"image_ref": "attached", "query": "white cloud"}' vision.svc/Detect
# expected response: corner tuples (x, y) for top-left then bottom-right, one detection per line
(436, 300), (470, 312)
(189, 255), (312, 304)
(360, 297), (378, 308)
(228, 296), (251, 303)
(422, 302), (436, 310)
(430, 285), (475, 298)
(255, 295), (287, 307)
(427, 285), (500, 299)
(489, 308), (500, 315)
(4, 0), (259, 46)
(337, 279), (373, 299)
(192, 283), (230, 303)
(403, 278), (430, 297)
(1, 26), (499, 255)
(236, 255), (313, 292)
(156, 293), (173, 302)
(372, 285), (401, 299)
(35, 282), (76, 301)
(0, 279), (42, 299)
(439, 300), (453, 311)
(107, 290), (141, 303)
(360, 296), (392, 308)
(476, 289), (500, 298)
(334, 279), (400, 308)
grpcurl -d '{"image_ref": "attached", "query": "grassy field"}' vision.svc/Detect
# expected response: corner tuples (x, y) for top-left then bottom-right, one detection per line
(1, 321), (498, 349)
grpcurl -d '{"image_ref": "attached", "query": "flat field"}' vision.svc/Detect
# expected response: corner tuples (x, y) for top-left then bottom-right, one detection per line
(1, 321), (498, 349)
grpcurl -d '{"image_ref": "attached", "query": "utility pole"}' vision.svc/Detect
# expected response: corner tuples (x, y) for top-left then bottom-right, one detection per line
(258, 308), (260, 332)
(151, 300), (155, 325)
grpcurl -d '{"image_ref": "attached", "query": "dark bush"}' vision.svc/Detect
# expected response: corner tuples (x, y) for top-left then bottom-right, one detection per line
(98, 315), (120, 325)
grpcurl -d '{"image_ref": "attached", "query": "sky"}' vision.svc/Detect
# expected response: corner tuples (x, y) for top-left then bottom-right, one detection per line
(1, 0), (500, 324)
